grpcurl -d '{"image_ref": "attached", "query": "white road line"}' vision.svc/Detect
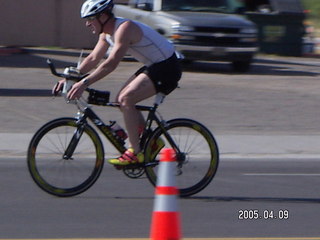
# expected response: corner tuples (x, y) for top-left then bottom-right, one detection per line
(243, 173), (320, 176)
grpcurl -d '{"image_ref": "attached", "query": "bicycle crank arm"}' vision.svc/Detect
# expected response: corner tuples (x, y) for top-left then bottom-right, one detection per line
(144, 161), (159, 167)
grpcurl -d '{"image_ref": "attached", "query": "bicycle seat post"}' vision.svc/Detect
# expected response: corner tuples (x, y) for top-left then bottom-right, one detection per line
(154, 93), (166, 107)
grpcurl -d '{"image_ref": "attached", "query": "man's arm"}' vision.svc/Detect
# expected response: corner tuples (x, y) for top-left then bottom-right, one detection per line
(78, 33), (110, 74)
(52, 33), (109, 96)
(66, 21), (141, 100)
(81, 21), (140, 85)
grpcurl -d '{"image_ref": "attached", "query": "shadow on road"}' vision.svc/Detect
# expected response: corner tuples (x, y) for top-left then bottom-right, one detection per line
(182, 59), (319, 77)
(191, 195), (320, 204)
(0, 88), (52, 96)
(66, 195), (320, 205)
(0, 52), (74, 69)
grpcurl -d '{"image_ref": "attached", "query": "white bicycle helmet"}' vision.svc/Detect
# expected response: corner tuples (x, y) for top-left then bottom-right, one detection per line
(81, 0), (114, 18)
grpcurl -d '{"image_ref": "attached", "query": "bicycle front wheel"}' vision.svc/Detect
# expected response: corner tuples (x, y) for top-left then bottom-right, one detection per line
(144, 118), (219, 197)
(27, 118), (104, 197)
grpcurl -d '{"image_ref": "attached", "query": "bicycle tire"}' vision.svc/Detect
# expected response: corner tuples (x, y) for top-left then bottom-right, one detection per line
(144, 118), (219, 197)
(27, 118), (104, 197)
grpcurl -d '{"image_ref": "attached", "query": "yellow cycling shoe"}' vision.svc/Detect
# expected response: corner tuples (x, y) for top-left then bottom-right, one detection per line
(108, 148), (144, 166)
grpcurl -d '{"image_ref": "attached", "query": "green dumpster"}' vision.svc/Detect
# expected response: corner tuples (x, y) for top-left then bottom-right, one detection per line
(245, 0), (306, 56)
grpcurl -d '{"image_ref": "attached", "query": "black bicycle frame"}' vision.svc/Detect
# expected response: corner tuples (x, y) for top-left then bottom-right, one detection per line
(64, 100), (181, 163)
(136, 104), (182, 158)
(80, 107), (127, 154)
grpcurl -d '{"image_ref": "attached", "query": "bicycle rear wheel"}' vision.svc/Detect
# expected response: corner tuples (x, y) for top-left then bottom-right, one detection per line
(27, 118), (104, 197)
(144, 118), (219, 197)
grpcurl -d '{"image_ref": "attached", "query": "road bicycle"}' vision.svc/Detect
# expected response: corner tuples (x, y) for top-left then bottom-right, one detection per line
(27, 59), (219, 197)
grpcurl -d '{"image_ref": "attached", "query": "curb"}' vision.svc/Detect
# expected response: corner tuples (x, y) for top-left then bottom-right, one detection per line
(0, 47), (25, 56)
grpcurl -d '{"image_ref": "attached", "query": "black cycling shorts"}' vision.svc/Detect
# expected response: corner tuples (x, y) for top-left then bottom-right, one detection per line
(134, 54), (182, 95)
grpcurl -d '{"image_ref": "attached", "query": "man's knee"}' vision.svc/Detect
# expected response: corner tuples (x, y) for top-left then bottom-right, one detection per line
(119, 92), (135, 110)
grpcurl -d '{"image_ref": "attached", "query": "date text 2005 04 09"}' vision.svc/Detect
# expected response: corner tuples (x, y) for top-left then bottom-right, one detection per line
(238, 209), (289, 220)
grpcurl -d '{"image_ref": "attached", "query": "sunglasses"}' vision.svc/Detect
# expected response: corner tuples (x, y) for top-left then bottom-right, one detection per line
(86, 16), (97, 21)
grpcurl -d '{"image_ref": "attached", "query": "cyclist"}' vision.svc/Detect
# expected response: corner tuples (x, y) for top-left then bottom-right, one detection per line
(52, 0), (182, 165)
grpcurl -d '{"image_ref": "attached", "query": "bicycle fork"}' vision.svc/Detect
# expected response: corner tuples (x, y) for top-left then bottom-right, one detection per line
(63, 123), (85, 160)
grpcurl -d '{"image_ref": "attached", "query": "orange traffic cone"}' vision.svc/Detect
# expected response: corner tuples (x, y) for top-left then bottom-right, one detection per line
(150, 148), (181, 240)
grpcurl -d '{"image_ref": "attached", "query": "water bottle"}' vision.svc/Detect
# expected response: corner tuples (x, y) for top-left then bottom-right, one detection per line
(63, 66), (81, 78)
(110, 121), (128, 144)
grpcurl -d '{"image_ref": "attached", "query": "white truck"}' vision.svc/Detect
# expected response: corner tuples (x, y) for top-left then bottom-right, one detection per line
(114, 0), (258, 72)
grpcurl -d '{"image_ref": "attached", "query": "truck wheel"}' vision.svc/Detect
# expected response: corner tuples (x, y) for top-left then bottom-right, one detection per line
(232, 60), (251, 72)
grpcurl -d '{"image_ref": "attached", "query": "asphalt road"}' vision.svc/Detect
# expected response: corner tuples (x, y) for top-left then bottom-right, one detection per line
(1, 157), (320, 238)
(1, 49), (320, 239)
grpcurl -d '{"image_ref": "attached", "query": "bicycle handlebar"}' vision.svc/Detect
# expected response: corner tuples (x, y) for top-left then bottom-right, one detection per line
(48, 59), (110, 106)
(48, 59), (90, 102)
(47, 59), (87, 81)
(47, 59), (61, 77)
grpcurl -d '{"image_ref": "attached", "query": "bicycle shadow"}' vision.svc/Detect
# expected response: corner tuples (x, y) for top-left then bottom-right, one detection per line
(189, 195), (320, 204)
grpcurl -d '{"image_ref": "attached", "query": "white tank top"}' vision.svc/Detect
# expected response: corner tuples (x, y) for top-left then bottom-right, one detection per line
(106, 18), (175, 66)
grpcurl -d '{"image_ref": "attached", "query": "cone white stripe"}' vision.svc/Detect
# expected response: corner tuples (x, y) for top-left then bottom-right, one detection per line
(154, 195), (179, 212)
(157, 162), (176, 187)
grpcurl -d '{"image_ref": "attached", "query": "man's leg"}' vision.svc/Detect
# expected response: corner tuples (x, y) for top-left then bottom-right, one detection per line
(118, 73), (156, 153)
(116, 73), (146, 134)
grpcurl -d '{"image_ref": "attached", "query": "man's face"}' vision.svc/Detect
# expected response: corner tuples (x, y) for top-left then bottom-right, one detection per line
(85, 16), (100, 34)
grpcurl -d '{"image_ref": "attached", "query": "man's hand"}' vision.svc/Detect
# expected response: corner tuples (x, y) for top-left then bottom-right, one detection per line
(67, 81), (86, 100)
(52, 79), (66, 96)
